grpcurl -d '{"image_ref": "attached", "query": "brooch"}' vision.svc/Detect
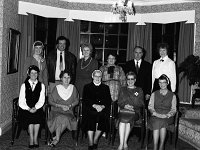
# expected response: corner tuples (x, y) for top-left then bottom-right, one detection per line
(134, 92), (139, 96)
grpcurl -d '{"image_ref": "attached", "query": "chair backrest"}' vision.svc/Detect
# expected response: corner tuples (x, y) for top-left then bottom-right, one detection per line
(166, 111), (179, 132)
(13, 97), (19, 120)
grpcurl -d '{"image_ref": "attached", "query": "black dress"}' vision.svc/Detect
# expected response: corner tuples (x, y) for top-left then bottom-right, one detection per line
(19, 80), (44, 129)
(82, 82), (112, 132)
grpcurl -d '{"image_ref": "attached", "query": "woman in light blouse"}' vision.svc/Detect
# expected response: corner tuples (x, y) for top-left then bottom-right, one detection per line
(19, 65), (45, 148)
(152, 43), (176, 92)
(148, 74), (177, 150)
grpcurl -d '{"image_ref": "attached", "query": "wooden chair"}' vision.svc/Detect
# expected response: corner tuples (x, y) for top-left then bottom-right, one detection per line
(111, 106), (147, 148)
(11, 97), (48, 145)
(46, 98), (80, 146)
(145, 111), (179, 149)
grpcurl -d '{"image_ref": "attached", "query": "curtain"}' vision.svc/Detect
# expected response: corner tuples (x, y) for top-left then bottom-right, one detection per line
(126, 23), (152, 63)
(177, 22), (194, 103)
(56, 19), (80, 58)
(18, 14), (34, 89)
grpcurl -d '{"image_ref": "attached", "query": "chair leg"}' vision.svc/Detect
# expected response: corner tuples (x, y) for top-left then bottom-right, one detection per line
(140, 125), (145, 148)
(11, 121), (17, 145)
(16, 124), (22, 139)
(111, 119), (117, 146)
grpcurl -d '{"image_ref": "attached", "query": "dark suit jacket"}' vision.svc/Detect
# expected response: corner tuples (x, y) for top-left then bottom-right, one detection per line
(124, 59), (152, 96)
(47, 50), (77, 84)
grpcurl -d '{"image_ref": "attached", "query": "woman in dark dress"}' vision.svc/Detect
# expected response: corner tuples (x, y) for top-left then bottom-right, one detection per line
(82, 70), (112, 150)
(148, 74), (177, 150)
(117, 72), (144, 150)
(75, 43), (98, 99)
(18, 65), (45, 148)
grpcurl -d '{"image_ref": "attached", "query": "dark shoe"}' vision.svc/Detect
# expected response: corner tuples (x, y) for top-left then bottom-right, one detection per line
(28, 145), (34, 149)
(88, 145), (93, 150)
(93, 144), (98, 149)
(34, 144), (39, 148)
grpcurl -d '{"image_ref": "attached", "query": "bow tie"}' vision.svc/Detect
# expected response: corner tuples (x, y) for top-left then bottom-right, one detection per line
(160, 59), (164, 62)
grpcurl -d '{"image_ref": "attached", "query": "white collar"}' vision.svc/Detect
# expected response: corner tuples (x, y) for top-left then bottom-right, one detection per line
(56, 84), (74, 101)
(28, 79), (38, 85)
(160, 56), (169, 61)
(93, 82), (101, 86)
(134, 59), (142, 64)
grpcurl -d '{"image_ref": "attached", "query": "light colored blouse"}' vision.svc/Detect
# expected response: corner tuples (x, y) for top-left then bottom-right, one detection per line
(19, 79), (45, 110)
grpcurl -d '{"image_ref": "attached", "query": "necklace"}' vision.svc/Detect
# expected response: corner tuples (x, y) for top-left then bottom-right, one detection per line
(81, 57), (92, 69)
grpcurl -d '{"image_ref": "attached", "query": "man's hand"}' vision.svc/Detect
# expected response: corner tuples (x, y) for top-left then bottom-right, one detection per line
(145, 94), (150, 101)
(124, 104), (134, 111)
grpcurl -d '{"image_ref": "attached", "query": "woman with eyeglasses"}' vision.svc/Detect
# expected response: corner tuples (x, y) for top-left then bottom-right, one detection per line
(148, 74), (177, 150)
(117, 72), (144, 150)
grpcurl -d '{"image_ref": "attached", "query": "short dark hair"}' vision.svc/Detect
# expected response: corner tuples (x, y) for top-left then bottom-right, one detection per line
(27, 65), (40, 75)
(59, 70), (72, 79)
(126, 71), (137, 80)
(158, 74), (172, 91)
(56, 36), (70, 48)
(157, 43), (169, 55)
(134, 46), (146, 59)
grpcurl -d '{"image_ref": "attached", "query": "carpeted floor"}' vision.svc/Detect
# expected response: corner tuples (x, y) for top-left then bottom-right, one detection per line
(0, 128), (197, 150)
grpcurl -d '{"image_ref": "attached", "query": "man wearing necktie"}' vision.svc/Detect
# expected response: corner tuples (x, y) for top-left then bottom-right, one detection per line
(47, 36), (77, 92)
(152, 43), (176, 92)
(125, 46), (152, 104)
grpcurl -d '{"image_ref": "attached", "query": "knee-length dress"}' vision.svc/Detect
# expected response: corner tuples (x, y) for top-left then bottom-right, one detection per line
(18, 80), (45, 129)
(47, 84), (79, 133)
(118, 87), (144, 127)
(148, 90), (177, 130)
(82, 82), (112, 132)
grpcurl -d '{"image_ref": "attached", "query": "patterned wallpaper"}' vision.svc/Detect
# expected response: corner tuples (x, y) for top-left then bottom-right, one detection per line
(0, 0), (20, 133)
(0, 0), (200, 134)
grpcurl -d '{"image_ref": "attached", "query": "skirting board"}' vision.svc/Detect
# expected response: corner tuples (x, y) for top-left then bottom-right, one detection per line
(179, 136), (199, 150)
(0, 120), (12, 136)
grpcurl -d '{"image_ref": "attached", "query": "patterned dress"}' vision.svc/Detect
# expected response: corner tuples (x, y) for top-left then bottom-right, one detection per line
(100, 65), (126, 101)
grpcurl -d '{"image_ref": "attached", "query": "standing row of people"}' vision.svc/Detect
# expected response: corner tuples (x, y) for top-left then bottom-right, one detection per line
(18, 35), (177, 150)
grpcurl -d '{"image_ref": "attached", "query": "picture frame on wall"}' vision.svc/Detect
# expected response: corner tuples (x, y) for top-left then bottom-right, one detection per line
(7, 28), (20, 74)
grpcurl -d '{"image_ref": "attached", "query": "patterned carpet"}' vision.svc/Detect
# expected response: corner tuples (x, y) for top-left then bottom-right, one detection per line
(0, 128), (197, 150)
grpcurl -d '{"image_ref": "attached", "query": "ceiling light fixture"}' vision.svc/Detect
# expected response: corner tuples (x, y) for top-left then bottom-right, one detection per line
(111, 0), (136, 22)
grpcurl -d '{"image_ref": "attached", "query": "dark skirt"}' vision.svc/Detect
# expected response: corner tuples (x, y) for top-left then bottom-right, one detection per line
(18, 108), (44, 129)
(148, 116), (174, 130)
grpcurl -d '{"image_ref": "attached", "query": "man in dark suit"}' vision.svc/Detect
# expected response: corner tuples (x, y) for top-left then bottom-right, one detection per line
(47, 36), (77, 86)
(124, 46), (152, 104)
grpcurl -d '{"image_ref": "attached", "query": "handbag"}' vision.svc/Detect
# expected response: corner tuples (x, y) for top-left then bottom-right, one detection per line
(118, 108), (139, 123)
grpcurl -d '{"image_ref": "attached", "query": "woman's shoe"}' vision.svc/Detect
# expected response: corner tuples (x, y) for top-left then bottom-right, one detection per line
(123, 146), (129, 150)
(88, 145), (93, 150)
(34, 144), (39, 148)
(28, 145), (34, 149)
(93, 144), (98, 149)
(49, 139), (59, 147)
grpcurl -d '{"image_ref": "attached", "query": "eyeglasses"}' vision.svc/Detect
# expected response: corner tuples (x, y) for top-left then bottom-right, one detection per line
(127, 78), (135, 80)
(159, 81), (167, 84)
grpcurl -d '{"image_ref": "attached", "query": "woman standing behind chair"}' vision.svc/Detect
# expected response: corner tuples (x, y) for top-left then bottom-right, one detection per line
(75, 43), (98, 99)
(117, 72), (144, 150)
(18, 65), (45, 148)
(148, 74), (177, 150)
(23, 41), (48, 87)
(100, 52), (126, 102)
(47, 70), (79, 147)
(152, 43), (176, 92)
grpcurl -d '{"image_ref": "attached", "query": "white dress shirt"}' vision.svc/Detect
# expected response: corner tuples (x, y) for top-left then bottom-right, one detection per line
(152, 56), (176, 92)
(134, 59), (142, 68)
(55, 50), (65, 80)
(18, 79), (45, 110)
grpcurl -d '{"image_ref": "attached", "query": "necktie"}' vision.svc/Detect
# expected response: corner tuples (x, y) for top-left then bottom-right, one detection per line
(136, 61), (139, 73)
(60, 52), (63, 71)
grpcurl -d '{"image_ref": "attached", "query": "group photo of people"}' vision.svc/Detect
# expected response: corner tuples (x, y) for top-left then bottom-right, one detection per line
(16, 33), (179, 150)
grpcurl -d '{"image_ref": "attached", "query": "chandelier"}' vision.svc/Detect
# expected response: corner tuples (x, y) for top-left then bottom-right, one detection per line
(111, 0), (136, 22)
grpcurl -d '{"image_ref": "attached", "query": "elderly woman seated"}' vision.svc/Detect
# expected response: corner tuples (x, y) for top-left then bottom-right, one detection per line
(47, 70), (79, 147)
(117, 72), (144, 150)
(82, 70), (112, 150)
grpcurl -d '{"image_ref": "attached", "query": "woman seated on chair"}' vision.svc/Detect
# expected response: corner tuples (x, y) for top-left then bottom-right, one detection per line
(148, 74), (177, 150)
(82, 70), (112, 150)
(117, 71), (144, 150)
(18, 65), (45, 149)
(47, 70), (79, 147)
